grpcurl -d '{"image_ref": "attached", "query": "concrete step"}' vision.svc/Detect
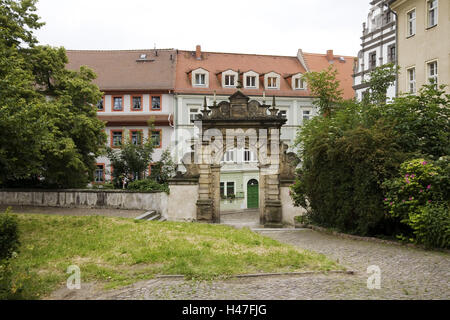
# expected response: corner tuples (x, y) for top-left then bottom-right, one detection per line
(135, 210), (159, 221)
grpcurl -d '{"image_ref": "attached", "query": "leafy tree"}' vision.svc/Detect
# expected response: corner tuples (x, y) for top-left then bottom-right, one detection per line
(106, 129), (154, 187)
(303, 65), (344, 116)
(362, 63), (398, 105)
(150, 149), (176, 184)
(0, 0), (106, 188)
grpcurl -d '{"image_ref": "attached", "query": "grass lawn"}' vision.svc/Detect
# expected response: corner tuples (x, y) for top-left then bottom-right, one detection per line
(6, 213), (342, 299)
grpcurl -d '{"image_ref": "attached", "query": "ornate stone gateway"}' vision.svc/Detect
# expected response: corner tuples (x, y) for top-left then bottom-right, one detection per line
(169, 89), (300, 228)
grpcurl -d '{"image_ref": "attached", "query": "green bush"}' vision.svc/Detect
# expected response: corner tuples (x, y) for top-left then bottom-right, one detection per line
(0, 208), (20, 262)
(383, 158), (450, 248)
(127, 179), (169, 193)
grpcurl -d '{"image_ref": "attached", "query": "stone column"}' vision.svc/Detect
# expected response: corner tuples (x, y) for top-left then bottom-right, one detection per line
(196, 143), (214, 222)
(210, 164), (222, 223)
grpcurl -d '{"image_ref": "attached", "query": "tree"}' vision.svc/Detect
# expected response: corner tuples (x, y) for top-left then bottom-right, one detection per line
(363, 63), (398, 105)
(106, 129), (154, 187)
(303, 65), (344, 116)
(0, 0), (106, 188)
(149, 149), (176, 184)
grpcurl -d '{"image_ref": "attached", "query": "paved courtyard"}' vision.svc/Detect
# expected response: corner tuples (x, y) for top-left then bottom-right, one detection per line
(50, 210), (450, 300)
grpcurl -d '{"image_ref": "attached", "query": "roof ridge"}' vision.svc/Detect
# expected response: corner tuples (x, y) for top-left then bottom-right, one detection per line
(177, 49), (297, 59)
(66, 48), (175, 52)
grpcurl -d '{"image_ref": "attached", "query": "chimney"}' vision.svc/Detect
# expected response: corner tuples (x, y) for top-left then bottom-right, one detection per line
(326, 50), (334, 62)
(195, 45), (202, 60)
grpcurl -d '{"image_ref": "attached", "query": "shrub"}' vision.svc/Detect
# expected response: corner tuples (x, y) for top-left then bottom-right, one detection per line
(0, 208), (20, 262)
(383, 158), (450, 248)
(127, 179), (169, 193)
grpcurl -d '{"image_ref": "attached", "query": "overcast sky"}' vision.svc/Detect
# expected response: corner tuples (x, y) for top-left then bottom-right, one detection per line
(34, 0), (371, 57)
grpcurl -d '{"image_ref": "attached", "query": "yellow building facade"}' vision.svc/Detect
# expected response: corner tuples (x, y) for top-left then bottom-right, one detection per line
(389, 0), (449, 94)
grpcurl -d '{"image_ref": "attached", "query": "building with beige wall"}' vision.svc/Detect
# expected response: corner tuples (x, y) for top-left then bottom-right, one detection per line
(389, 0), (449, 94)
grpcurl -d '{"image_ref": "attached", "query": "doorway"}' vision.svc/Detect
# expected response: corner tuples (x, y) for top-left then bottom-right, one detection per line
(247, 179), (259, 209)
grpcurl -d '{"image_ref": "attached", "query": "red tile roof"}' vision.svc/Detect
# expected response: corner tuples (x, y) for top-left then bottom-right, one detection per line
(175, 49), (355, 99)
(66, 49), (177, 91)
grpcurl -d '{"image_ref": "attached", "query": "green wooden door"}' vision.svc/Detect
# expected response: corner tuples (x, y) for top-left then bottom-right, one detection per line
(247, 180), (259, 209)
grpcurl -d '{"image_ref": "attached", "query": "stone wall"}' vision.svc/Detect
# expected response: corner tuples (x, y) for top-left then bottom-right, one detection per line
(280, 186), (306, 226)
(0, 190), (168, 217)
(167, 184), (199, 222)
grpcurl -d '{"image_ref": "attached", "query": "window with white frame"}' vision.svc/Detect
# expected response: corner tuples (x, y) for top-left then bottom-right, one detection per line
(94, 164), (105, 183)
(294, 77), (306, 90)
(407, 67), (416, 93)
(194, 73), (206, 86)
(189, 107), (202, 122)
(225, 75), (235, 87)
(278, 110), (287, 119)
(244, 149), (257, 163)
(302, 110), (311, 122)
(220, 182), (235, 197)
(427, 0), (438, 28)
(246, 76), (256, 88)
(407, 9), (416, 37)
(222, 149), (235, 163)
(369, 52), (377, 70)
(267, 77), (278, 89)
(427, 61), (438, 86)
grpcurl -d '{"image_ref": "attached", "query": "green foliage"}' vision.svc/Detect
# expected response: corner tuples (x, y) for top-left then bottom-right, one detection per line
(303, 66), (344, 116)
(363, 63), (398, 105)
(106, 129), (154, 186)
(127, 179), (169, 193)
(149, 149), (176, 184)
(0, 1), (106, 188)
(0, 207), (24, 300)
(0, 208), (20, 261)
(291, 102), (407, 235)
(291, 65), (449, 240)
(383, 158), (450, 248)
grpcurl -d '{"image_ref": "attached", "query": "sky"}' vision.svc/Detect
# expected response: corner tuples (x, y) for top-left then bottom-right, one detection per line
(34, 0), (371, 57)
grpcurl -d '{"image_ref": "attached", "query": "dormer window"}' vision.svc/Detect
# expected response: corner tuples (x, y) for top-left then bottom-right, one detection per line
(293, 76), (306, 90)
(268, 77), (277, 88)
(225, 75), (235, 87)
(246, 76), (256, 88)
(244, 71), (259, 89)
(195, 73), (206, 86)
(265, 72), (280, 90)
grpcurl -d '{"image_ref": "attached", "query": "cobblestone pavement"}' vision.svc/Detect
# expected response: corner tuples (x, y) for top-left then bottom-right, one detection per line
(50, 213), (450, 300)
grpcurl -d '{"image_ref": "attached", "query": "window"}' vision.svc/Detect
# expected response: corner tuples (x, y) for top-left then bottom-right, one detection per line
(94, 164), (105, 183)
(244, 150), (257, 163)
(189, 107), (201, 122)
(267, 77), (277, 88)
(223, 150), (235, 163)
(131, 96), (142, 111)
(385, 12), (391, 24)
(388, 45), (396, 63)
(220, 182), (235, 197)
(220, 182), (225, 198)
(97, 98), (104, 111)
(302, 110), (311, 122)
(151, 96), (161, 111)
(427, 0), (438, 28)
(246, 76), (256, 88)
(369, 52), (377, 69)
(227, 182), (235, 196)
(225, 75), (235, 87)
(407, 9), (416, 37)
(407, 68), (416, 94)
(294, 77), (306, 90)
(195, 73), (206, 86)
(427, 61), (438, 86)
(112, 96), (123, 111)
(278, 110), (287, 119)
(151, 130), (162, 148)
(130, 130), (143, 145)
(111, 130), (123, 148)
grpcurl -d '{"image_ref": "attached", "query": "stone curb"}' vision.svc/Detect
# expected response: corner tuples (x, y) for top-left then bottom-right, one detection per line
(155, 270), (355, 280)
(305, 225), (450, 253)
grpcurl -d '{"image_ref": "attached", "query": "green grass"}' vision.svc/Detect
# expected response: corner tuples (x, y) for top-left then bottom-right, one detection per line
(7, 214), (341, 299)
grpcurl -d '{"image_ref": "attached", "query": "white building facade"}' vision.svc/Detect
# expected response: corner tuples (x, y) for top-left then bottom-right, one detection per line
(354, 0), (397, 101)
